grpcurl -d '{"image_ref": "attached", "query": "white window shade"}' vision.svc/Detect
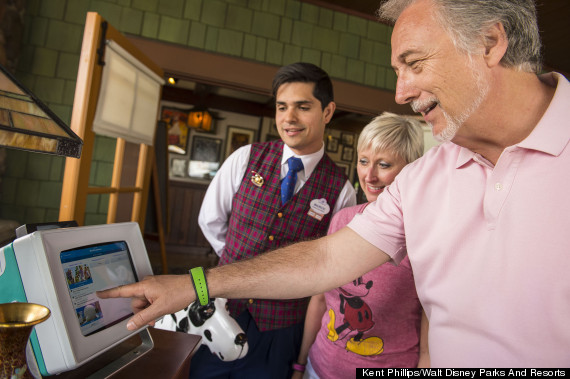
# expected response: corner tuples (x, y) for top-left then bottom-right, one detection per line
(93, 40), (164, 145)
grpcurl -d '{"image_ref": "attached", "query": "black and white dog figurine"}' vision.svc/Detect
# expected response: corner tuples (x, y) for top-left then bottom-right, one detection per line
(154, 298), (248, 361)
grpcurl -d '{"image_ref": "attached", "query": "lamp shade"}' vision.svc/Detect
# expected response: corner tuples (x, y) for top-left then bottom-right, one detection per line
(0, 64), (83, 158)
(187, 109), (213, 132)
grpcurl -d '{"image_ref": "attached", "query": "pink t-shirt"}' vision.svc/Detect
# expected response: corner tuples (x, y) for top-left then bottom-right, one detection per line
(309, 203), (422, 378)
(349, 73), (570, 367)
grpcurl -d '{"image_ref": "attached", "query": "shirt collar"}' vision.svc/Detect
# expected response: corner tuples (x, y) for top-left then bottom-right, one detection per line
(282, 143), (325, 179)
(455, 72), (569, 168)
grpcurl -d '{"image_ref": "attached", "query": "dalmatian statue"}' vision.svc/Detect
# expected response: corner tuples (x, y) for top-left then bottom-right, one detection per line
(154, 297), (248, 361)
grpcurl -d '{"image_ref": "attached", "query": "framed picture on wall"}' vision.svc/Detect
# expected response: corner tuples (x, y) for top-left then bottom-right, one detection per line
(326, 136), (339, 153)
(225, 126), (256, 159)
(161, 106), (190, 155)
(189, 136), (222, 179)
(341, 132), (354, 147)
(170, 158), (187, 178)
(341, 145), (354, 162)
(336, 162), (350, 176)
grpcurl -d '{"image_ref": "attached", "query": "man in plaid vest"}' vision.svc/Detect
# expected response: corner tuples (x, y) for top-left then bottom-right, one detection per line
(193, 62), (356, 378)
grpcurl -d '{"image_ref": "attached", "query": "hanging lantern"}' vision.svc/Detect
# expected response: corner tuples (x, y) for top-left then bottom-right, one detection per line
(187, 109), (213, 132)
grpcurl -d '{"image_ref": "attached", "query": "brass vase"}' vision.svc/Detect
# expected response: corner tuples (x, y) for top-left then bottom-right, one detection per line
(0, 303), (50, 379)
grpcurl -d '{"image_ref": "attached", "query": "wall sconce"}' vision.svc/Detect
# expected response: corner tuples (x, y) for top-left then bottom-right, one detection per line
(0, 64), (83, 158)
(188, 108), (213, 132)
(167, 77), (178, 85)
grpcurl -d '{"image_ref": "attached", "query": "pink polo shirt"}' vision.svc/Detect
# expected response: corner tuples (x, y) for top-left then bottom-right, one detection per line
(348, 73), (570, 367)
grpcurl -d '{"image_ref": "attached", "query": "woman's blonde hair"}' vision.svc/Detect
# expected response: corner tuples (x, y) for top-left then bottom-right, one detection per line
(357, 112), (424, 164)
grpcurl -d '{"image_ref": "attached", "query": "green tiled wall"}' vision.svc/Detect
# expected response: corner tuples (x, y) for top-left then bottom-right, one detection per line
(0, 0), (396, 226)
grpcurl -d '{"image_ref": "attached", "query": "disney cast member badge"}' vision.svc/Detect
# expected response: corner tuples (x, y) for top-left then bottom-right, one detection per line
(308, 198), (330, 221)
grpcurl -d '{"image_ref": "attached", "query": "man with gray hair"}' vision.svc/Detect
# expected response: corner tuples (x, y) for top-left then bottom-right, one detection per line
(99, 0), (570, 368)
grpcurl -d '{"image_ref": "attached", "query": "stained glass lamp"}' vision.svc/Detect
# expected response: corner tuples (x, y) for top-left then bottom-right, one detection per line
(0, 63), (82, 158)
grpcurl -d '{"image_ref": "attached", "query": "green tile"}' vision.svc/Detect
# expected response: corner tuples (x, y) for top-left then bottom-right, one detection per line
(4, 150), (29, 178)
(279, 17), (292, 43)
(188, 21), (206, 48)
(282, 44), (301, 65)
(217, 29), (243, 56)
(300, 3), (318, 24)
(284, 0), (300, 19)
(1, 177), (18, 204)
(46, 20), (83, 53)
(132, 0), (158, 12)
(248, 0), (263, 11)
(45, 209), (61, 222)
(98, 194), (110, 214)
(29, 17), (48, 46)
(93, 136), (117, 162)
(202, 1), (227, 27)
(226, 5), (252, 33)
(57, 53), (80, 80)
(85, 194), (100, 213)
(90, 1), (123, 26)
(158, 0), (185, 17)
(226, 0), (248, 6)
(94, 162), (113, 186)
(386, 25), (393, 44)
(34, 76), (65, 104)
(204, 26), (219, 51)
(367, 20), (387, 42)
(359, 39), (374, 63)
(142, 12), (160, 39)
(373, 42), (390, 66)
(291, 21), (313, 48)
(158, 15), (190, 44)
(332, 12), (347, 32)
(312, 26), (338, 54)
(339, 33), (359, 59)
(30, 47), (58, 76)
(255, 37), (266, 61)
(16, 46), (35, 74)
(63, 79), (77, 105)
(16, 179), (40, 207)
(38, 181), (63, 208)
(65, 1), (90, 25)
(301, 48), (321, 67)
(346, 59), (364, 84)
(85, 213), (107, 226)
(183, 0), (202, 21)
(252, 11), (279, 39)
(49, 156), (65, 181)
(25, 207), (47, 224)
(242, 34), (257, 59)
(266, 40), (283, 65)
(364, 63), (377, 87)
(89, 161), (97, 186)
(39, 0), (66, 19)
(385, 69), (397, 91)
(48, 104), (72, 124)
(26, 0), (41, 17)
(263, 0), (285, 16)
(320, 52), (332, 74)
(26, 153), (52, 181)
(318, 7), (333, 28)
(329, 54), (346, 79)
(347, 15), (366, 37)
(376, 66), (386, 88)
(120, 7), (144, 34)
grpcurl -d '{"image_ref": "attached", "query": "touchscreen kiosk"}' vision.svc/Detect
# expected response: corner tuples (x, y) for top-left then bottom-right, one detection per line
(0, 222), (154, 376)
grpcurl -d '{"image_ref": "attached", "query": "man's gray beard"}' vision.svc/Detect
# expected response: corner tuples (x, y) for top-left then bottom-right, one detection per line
(423, 70), (490, 143)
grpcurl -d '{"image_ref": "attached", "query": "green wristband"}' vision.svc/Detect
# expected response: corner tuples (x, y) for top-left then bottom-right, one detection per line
(190, 267), (210, 306)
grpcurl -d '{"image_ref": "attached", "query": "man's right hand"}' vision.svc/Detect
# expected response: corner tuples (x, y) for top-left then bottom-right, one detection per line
(96, 274), (194, 330)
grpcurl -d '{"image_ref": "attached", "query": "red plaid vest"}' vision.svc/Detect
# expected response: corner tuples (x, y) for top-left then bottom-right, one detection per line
(218, 140), (347, 331)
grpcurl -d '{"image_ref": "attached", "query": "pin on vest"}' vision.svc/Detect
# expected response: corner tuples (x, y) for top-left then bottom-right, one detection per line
(154, 297), (248, 361)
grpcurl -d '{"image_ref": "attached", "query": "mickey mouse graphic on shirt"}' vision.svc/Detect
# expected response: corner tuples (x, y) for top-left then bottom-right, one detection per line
(326, 276), (384, 356)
